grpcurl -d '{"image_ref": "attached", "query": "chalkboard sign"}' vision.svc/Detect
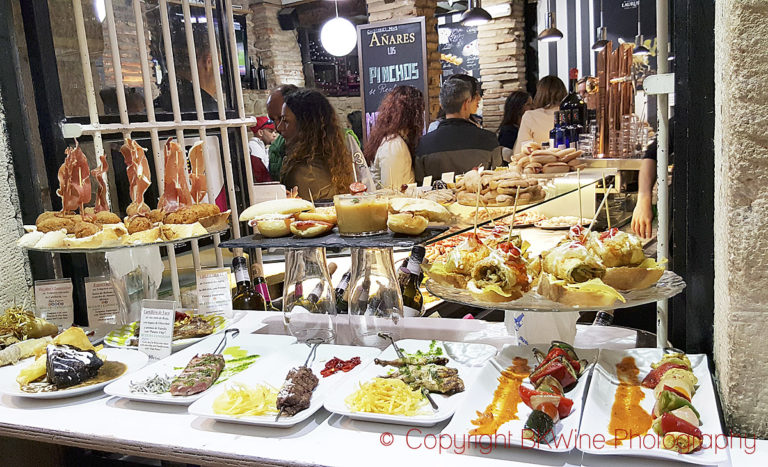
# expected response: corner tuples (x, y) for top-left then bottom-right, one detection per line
(357, 17), (428, 141)
(438, 23), (479, 80)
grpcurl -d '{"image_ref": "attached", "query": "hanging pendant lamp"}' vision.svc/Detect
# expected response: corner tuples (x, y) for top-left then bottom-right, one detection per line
(538, 0), (563, 43)
(633, 0), (650, 56)
(461, 0), (492, 26)
(320, 0), (357, 56)
(592, 0), (609, 51)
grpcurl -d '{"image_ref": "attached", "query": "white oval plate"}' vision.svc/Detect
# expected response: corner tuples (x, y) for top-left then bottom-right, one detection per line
(0, 348), (148, 399)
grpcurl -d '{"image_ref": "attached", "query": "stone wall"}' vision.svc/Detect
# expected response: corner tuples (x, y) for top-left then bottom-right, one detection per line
(248, 1), (304, 88)
(713, 0), (768, 438)
(366, 0), (441, 120)
(0, 90), (34, 308)
(328, 96), (364, 130)
(478, 0), (526, 131)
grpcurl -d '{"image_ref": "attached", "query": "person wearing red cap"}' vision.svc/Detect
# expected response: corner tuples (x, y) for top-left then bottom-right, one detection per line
(249, 117), (277, 183)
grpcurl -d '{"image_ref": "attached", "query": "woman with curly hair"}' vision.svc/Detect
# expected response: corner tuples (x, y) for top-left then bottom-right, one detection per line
(364, 86), (424, 188)
(278, 89), (355, 200)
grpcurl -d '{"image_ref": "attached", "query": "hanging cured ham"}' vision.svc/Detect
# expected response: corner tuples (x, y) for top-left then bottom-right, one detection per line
(158, 138), (193, 213)
(120, 138), (151, 216)
(91, 153), (110, 213)
(188, 140), (207, 204)
(56, 142), (91, 213)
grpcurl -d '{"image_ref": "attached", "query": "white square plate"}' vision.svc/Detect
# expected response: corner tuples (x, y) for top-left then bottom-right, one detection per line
(189, 343), (381, 427)
(580, 348), (728, 465)
(104, 333), (296, 405)
(443, 344), (597, 452)
(323, 339), (495, 426)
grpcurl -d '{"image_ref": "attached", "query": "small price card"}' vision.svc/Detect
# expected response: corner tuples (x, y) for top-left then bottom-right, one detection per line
(34, 279), (74, 329)
(137, 300), (176, 361)
(440, 172), (455, 183)
(85, 277), (119, 328)
(196, 267), (232, 315)
(422, 175), (433, 187)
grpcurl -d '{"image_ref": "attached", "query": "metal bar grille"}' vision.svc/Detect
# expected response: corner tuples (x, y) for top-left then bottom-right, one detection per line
(66, 0), (255, 304)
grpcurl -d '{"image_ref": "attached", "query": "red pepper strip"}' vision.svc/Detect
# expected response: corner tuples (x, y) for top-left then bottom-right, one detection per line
(530, 357), (578, 389)
(642, 363), (688, 388)
(519, 385), (575, 419)
(660, 412), (702, 439)
(540, 348), (581, 373)
(663, 384), (691, 402)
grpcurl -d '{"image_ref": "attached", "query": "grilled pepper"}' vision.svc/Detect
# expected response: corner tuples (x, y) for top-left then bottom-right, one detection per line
(642, 362), (688, 388)
(652, 390), (701, 419)
(529, 355), (579, 390)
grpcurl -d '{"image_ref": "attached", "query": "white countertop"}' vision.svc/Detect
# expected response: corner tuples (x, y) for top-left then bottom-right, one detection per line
(0, 312), (754, 467)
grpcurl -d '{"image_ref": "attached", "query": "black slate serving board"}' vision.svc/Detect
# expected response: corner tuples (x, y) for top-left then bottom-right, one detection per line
(218, 226), (449, 250)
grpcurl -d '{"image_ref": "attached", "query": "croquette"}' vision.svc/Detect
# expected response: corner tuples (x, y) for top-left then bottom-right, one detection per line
(148, 209), (165, 223)
(126, 216), (152, 234)
(37, 216), (74, 233)
(126, 201), (150, 217)
(93, 211), (121, 225)
(164, 207), (197, 224)
(74, 221), (100, 238)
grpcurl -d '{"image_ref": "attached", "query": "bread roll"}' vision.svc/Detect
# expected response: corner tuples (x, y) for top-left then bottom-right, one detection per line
(251, 215), (292, 238)
(537, 274), (622, 307)
(122, 226), (162, 245)
(602, 267), (664, 290)
(530, 155), (559, 165)
(542, 162), (571, 174)
(290, 220), (334, 238)
(296, 206), (337, 224)
(160, 222), (207, 241)
(239, 198), (314, 221)
(387, 212), (428, 235)
(388, 197), (451, 223)
(560, 150), (582, 163)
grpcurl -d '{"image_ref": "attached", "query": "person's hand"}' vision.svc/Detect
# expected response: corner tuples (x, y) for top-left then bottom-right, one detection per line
(632, 199), (654, 238)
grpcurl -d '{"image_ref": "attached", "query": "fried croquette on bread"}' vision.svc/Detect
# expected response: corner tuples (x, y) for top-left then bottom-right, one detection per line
(93, 211), (121, 225)
(126, 216), (152, 234)
(74, 221), (100, 238)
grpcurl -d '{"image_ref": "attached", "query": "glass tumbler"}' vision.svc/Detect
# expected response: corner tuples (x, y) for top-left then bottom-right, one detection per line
(347, 247), (404, 349)
(283, 247), (337, 343)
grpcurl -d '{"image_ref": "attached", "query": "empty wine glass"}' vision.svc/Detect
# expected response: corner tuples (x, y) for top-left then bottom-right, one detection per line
(346, 247), (403, 349)
(283, 248), (337, 344)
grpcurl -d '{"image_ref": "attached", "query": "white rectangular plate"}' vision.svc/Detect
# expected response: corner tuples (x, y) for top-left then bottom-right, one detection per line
(580, 348), (728, 465)
(104, 333), (296, 405)
(442, 344), (597, 452)
(189, 343), (381, 427)
(324, 339), (495, 427)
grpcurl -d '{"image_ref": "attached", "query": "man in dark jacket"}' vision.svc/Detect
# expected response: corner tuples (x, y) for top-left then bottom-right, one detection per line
(414, 79), (502, 182)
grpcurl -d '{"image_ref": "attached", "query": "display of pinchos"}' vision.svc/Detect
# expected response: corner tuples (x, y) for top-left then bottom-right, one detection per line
(104, 311), (231, 352)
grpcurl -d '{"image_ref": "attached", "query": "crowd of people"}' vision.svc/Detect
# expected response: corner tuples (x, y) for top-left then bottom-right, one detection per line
(248, 74), (575, 200)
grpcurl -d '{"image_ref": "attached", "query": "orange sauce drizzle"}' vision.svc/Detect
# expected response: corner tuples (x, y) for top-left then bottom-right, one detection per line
(470, 357), (530, 435)
(605, 356), (653, 446)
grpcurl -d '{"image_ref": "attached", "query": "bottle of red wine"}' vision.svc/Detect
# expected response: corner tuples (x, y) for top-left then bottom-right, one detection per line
(250, 262), (275, 311)
(560, 67), (587, 133)
(397, 246), (425, 317)
(257, 56), (268, 90)
(550, 110), (560, 149)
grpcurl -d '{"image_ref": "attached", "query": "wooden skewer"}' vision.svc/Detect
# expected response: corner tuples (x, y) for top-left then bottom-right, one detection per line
(481, 201), (496, 227)
(506, 185), (521, 244)
(308, 188), (315, 209)
(473, 182), (481, 236)
(577, 168), (583, 225)
(602, 172), (611, 230)
(587, 184), (612, 234)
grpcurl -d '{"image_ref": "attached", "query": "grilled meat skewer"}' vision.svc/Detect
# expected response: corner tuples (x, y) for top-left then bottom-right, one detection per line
(374, 356), (449, 367)
(381, 364), (465, 394)
(276, 366), (319, 416)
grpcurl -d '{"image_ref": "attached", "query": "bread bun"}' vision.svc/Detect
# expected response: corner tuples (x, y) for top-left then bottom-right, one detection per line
(523, 162), (543, 174)
(296, 206), (337, 224)
(530, 155), (558, 164)
(160, 222), (208, 241)
(530, 149), (557, 157)
(239, 198), (314, 221)
(602, 267), (664, 290)
(18, 231), (44, 248)
(387, 212), (428, 235)
(122, 226), (162, 245)
(388, 197), (451, 223)
(35, 230), (68, 249)
(542, 162), (571, 174)
(560, 151), (581, 163)
(537, 274), (622, 307)
(251, 215), (292, 238)
(467, 280), (524, 303)
(289, 220), (334, 238)
(64, 227), (122, 248)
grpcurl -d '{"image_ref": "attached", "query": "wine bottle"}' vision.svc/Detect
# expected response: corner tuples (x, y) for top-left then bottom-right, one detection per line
(549, 111), (560, 149)
(257, 56), (267, 90)
(232, 256), (266, 311)
(334, 270), (352, 314)
(567, 110), (582, 149)
(555, 112), (567, 150)
(397, 246), (425, 317)
(560, 67), (587, 132)
(250, 262), (275, 310)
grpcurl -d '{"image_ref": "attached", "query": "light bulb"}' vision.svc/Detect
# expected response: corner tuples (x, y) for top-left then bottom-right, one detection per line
(320, 17), (357, 57)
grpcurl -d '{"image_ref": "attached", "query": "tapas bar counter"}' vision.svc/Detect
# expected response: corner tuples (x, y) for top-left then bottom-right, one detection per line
(0, 312), (747, 467)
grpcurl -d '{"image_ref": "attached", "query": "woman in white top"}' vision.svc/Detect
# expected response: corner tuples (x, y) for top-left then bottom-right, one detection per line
(513, 76), (567, 154)
(365, 86), (425, 188)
